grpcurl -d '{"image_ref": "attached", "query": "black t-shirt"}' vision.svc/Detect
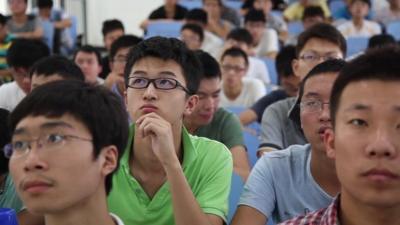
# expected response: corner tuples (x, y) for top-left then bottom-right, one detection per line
(99, 56), (111, 79)
(251, 89), (289, 123)
(148, 4), (188, 20)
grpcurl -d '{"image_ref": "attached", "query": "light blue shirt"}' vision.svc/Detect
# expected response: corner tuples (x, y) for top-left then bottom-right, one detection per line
(239, 144), (333, 223)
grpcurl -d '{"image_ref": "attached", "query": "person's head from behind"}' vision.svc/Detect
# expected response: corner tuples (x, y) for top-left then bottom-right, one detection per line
(326, 46), (400, 211)
(244, 9), (266, 46)
(185, 50), (221, 126)
(298, 59), (345, 153)
(276, 45), (300, 97)
(368, 34), (397, 49)
(180, 23), (204, 51)
(220, 47), (249, 91)
(124, 37), (202, 123)
(203, 0), (223, 18)
(7, 38), (51, 94)
(293, 23), (346, 80)
(8, 0), (27, 16)
(7, 80), (128, 215)
(109, 35), (143, 77)
(73, 45), (102, 85)
(29, 56), (85, 90)
(185, 8), (208, 28)
(102, 19), (125, 52)
(302, 6), (325, 30)
(349, 0), (371, 19)
(0, 13), (8, 41)
(0, 108), (11, 176)
(253, 0), (273, 15)
(225, 28), (253, 55)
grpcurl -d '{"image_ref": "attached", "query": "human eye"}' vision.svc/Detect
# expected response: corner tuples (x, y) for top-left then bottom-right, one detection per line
(301, 53), (316, 61)
(156, 78), (176, 89)
(45, 133), (65, 145)
(129, 77), (147, 88)
(11, 140), (28, 153)
(348, 119), (368, 127)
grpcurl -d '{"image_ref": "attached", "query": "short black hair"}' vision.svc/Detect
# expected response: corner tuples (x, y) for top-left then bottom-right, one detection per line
(73, 45), (102, 65)
(124, 37), (202, 95)
(244, 9), (266, 24)
(296, 23), (346, 58)
(102, 19), (125, 37)
(29, 56), (85, 82)
(330, 46), (400, 128)
(6, 39), (50, 69)
(226, 28), (253, 46)
(302, 6), (325, 21)
(0, 13), (6, 26)
(181, 23), (204, 43)
(0, 108), (10, 175)
(109, 35), (143, 61)
(221, 47), (249, 67)
(195, 50), (221, 80)
(368, 34), (396, 49)
(276, 45), (296, 79)
(37, 0), (53, 8)
(10, 80), (129, 194)
(185, 8), (208, 25)
(350, 0), (371, 7)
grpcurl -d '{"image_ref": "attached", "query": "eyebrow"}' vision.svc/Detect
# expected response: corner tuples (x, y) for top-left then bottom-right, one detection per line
(198, 89), (221, 95)
(13, 121), (74, 136)
(303, 92), (321, 99)
(131, 70), (177, 77)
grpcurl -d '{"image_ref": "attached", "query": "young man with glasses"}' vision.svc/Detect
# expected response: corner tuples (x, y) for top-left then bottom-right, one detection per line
(107, 37), (233, 225)
(6, 80), (129, 225)
(231, 59), (345, 225)
(258, 23), (346, 155)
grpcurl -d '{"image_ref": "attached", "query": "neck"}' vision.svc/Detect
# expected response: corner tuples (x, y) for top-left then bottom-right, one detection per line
(12, 13), (27, 23)
(223, 83), (242, 100)
(183, 117), (199, 134)
(39, 10), (51, 19)
(310, 147), (340, 197)
(340, 193), (400, 225)
(352, 17), (364, 27)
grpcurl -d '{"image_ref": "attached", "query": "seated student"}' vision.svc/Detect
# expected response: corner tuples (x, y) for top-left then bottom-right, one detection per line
(280, 46), (400, 225)
(239, 45), (300, 126)
(184, 50), (250, 181)
(6, 80), (128, 225)
(283, 0), (330, 22)
(73, 45), (104, 86)
(219, 47), (266, 108)
(375, 0), (400, 25)
(180, 23), (204, 51)
(104, 35), (143, 99)
(231, 59), (345, 225)
(203, 0), (234, 39)
(0, 39), (50, 112)
(140, 0), (188, 30)
(332, 0), (373, 21)
(220, 1), (241, 27)
(29, 55), (85, 90)
(107, 37), (233, 225)
(0, 13), (14, 82)
(244, 9), (279, 59)
(99, 19), (125, 79)
(6, 0), (43, 40)
(215, 28), (270, 86)
(337, 0), (381, 39)
(258, 23), (346, 154)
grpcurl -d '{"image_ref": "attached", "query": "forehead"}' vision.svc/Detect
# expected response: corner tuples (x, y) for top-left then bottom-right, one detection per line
(198, 78), (221, 93)
(302, 73), (337, 98)
(75, 51), (98, 60)
(115, 47), (130, 56)
(130, 56), (184, 79)
(181, 29), (199, 37)
(105, 29), (124, 38)
(300, 38), (343, 57)
(221, 55), (246, 65)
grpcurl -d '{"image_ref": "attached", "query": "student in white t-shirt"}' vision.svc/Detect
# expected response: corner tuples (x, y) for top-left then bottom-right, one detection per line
(220, 47), (266, 108)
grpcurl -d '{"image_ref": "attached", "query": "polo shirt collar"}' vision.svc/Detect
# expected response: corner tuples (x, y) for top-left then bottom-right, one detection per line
(288, 96), (301, 128)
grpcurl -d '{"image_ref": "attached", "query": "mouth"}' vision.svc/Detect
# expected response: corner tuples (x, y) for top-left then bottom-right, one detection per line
(362, 168), (400, 183)
(317, 126), (331, 138)
(140, 104), (158, 114)
(22, 180), (53, 194)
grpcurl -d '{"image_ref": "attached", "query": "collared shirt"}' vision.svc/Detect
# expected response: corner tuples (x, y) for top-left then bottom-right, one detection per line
(278, 197), (340, 225)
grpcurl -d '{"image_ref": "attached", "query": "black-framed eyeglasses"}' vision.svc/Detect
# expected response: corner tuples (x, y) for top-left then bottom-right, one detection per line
(299, 52), (341, 63)
(300, 100), (330, 113)
(127, 77), (191, 94)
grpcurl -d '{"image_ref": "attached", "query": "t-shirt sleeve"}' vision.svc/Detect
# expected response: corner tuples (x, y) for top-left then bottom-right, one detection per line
(220, 112), (244, 149)
(0, 87), (10, 111)
(259, 102), (285, 150)
(251, 91), (286, 123)
(238, 156), (276, 218)
(264, 29), (279, 53)
(149, 7), (165, 19)
(253, 79), (267, 102)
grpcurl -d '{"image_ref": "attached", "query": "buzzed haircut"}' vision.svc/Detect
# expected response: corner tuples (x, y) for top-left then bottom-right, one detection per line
(185, 8), (208, 25)
(244, 9), (266, 24)
(73, 45), (102, 65)
(350, 0), (371, 7)
(29, 56), (85, 81)
(37, 0), (53, 8)
(109, 35), (143, 61)
(221, 47), (249, 67)
(227, 28), (253, 46)
(195, 50), (221, 79)
(102, 19), (125, 37)
(302, 6), (325, 21)
(368, 34), (396, 49)
(181, 23), (205, 43)
(6, 39), (50, 69)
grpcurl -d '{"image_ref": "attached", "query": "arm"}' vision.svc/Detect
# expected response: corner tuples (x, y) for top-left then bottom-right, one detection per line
(53, 18), (71, 29)
(239, 109), (258, 126)
(231, 205), (268, 225)
(231, 145), (250, 181)
(14, 18), (43, 39)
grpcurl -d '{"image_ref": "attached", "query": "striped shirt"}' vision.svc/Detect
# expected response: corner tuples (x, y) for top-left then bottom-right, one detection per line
(0, 34), (13, 69)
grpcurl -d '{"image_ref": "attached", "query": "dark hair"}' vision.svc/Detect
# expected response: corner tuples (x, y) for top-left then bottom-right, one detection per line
(221, 47), (249, 67)
(73, 45), (102, 65)
(302, 6), (325, 21)
(124, 37), (202, 95)
(350, 0), (371, 7)
(276, 45), (296, 79)
(9, 80), (129, 194)
(0, 108), (10, 175)
(330, 46), (400, 128)
(202, 0), (223, 6)
(6, 39), (50, 69)
(181, 23), (204, 43)
(185, 8), (208, 25)
(368, 34), (396, 49)
(296, 23), (346, 58)
(244, 9), (266, 24)
(37, 0), (53, 8)
(109, 35), (143, 61)
(8, 0), (27, 4)
(0, 13), (6, 26)
(227, 28), (253, 46)
(195, 50), (221, 79)
(102, 19), (125, 37)
(29, 56), (85, 82)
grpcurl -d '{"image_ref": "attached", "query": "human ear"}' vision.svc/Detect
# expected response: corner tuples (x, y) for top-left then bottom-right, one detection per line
(324, 128), (336, 159)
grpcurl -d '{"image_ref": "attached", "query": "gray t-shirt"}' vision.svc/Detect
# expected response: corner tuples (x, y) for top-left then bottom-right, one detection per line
(6, 15), (40, 34)
(259, 97), (306, 150)
(238, 144), (333, 223)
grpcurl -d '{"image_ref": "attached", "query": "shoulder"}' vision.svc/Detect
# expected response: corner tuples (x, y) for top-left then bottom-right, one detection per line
(0, 82), (19, 94)
(244, 78), (264, 88)
(268, 97), (296, 111)
(260, 144), (310, 163)
(190, 134), (232, 160)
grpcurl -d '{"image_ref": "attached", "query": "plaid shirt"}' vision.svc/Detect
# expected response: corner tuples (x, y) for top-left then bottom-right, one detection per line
(278, 197), (340, 225)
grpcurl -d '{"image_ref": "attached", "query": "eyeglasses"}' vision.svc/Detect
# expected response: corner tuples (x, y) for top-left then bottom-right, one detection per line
(127, 77), (191, 94)
(300, 100), (330, 113)
(113, 55), (127, 64)
(299, 52), (341, 63)
(3, 133), (92, 159)
(221, 65), (247, 73)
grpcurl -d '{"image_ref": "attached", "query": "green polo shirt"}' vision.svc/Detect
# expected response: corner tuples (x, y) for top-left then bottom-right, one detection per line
(108, 125), (233, 225)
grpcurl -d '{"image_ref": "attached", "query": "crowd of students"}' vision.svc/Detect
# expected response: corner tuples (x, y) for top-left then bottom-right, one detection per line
(0, 0), (400, 225)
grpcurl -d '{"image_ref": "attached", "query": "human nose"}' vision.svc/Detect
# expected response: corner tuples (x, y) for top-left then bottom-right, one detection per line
(22, 140), (48, 172)
(142, 80), (158, 101)
(319, 103), (330, 122)
(365, 127), (397, 159)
